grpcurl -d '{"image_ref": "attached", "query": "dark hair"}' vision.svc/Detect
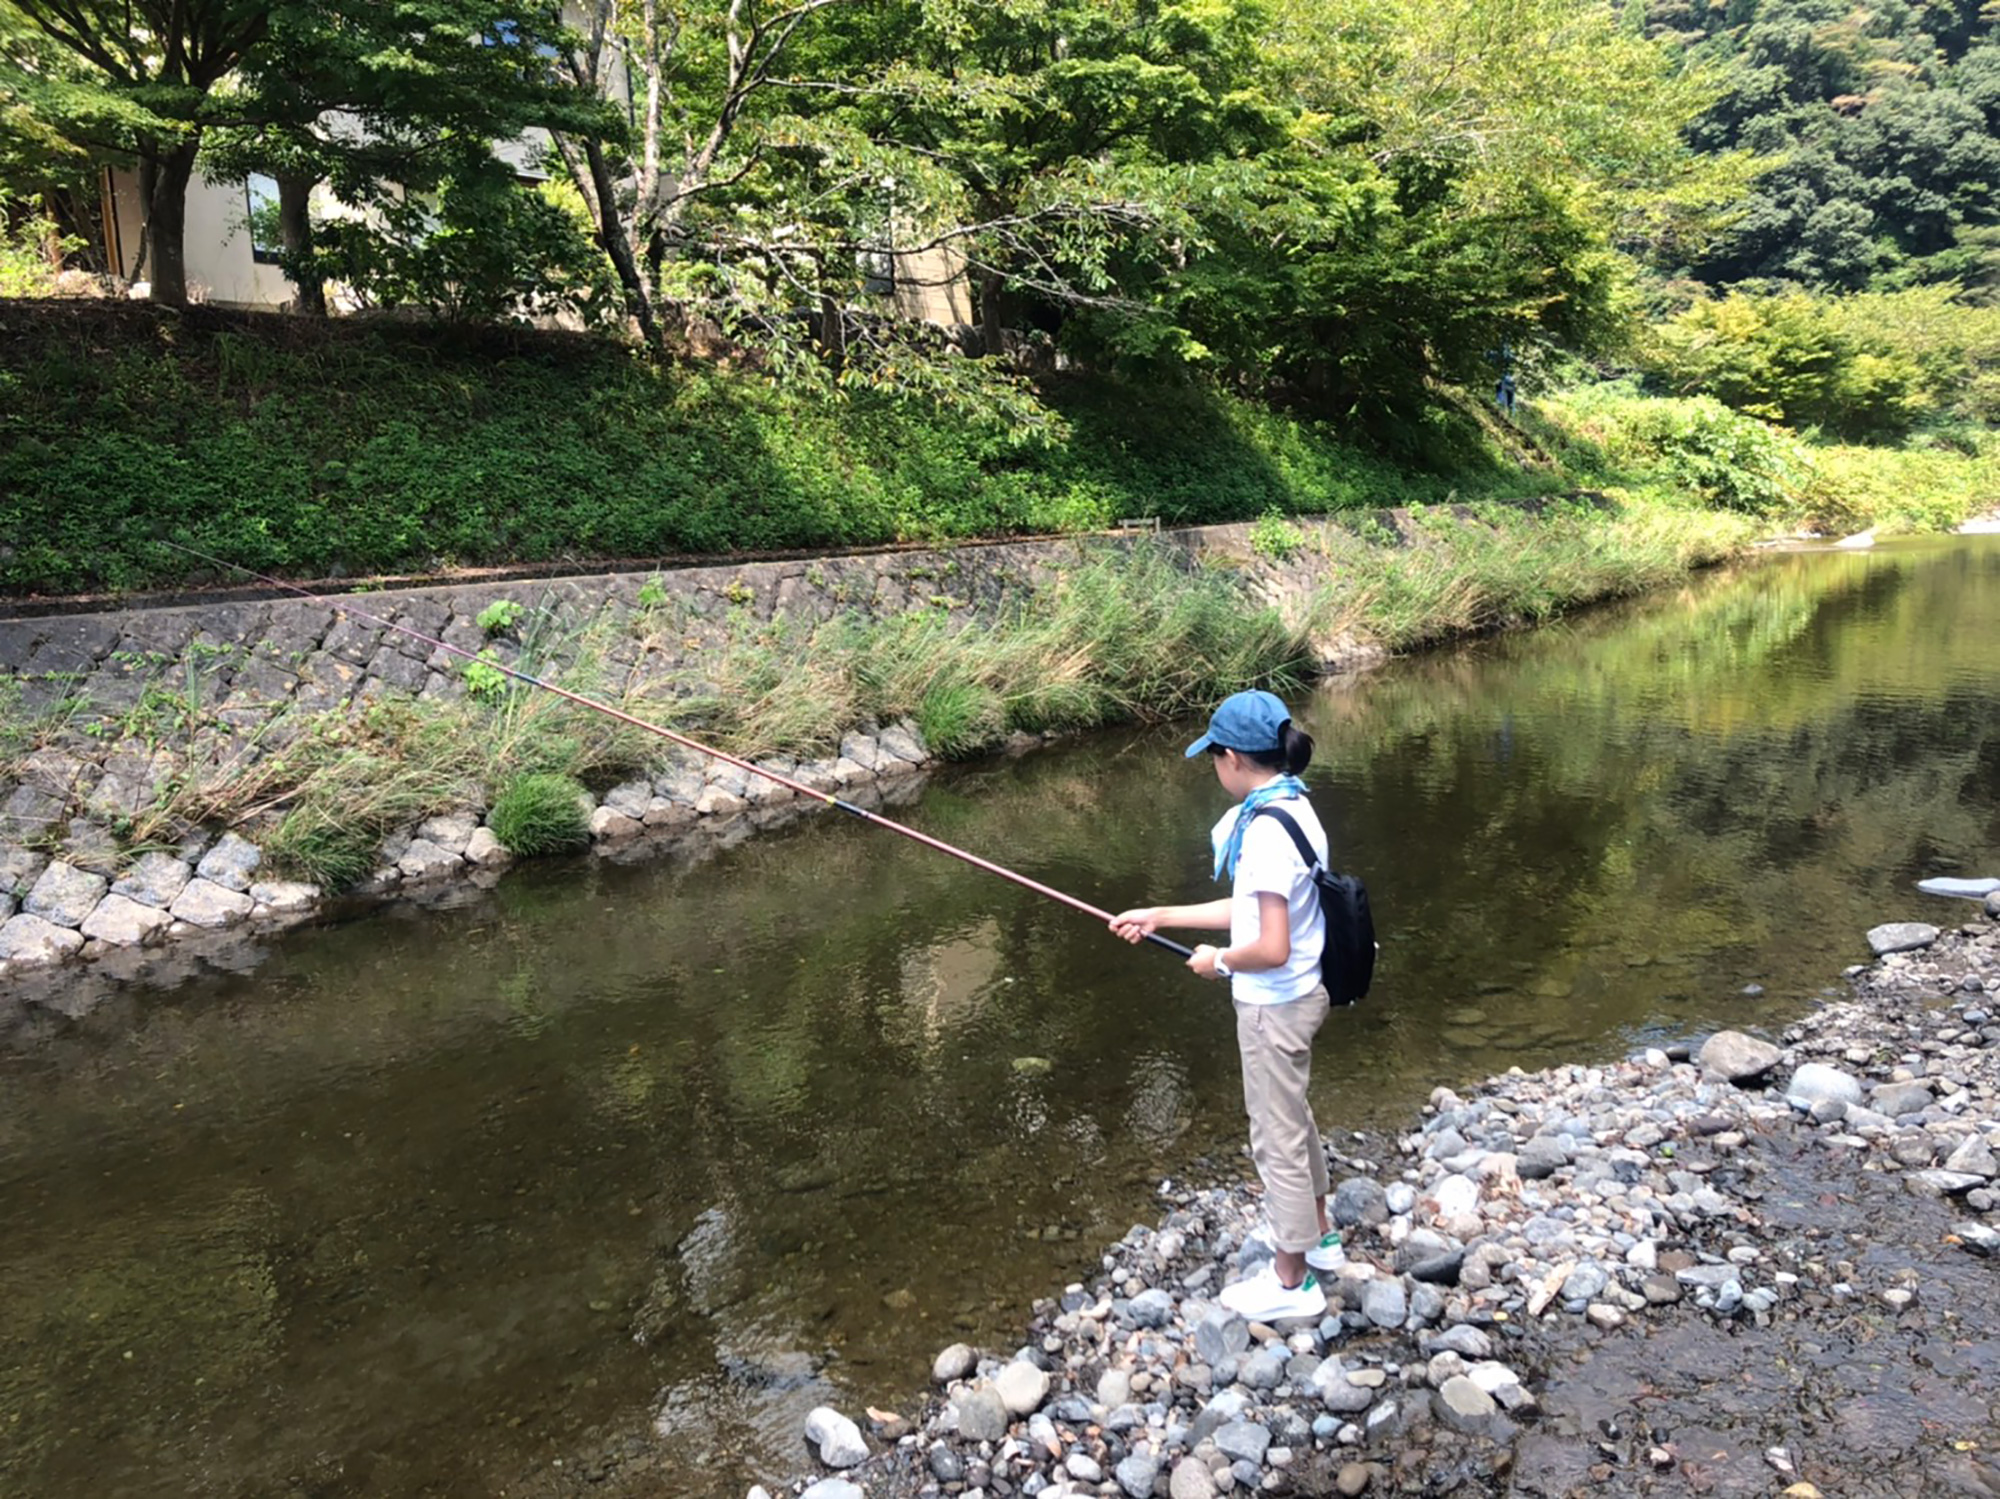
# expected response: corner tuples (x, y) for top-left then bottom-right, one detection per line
(1210, 720), (1314, 775)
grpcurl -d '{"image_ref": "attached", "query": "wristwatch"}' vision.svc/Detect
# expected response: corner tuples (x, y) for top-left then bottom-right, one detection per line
(1212, 950), (1233, 979)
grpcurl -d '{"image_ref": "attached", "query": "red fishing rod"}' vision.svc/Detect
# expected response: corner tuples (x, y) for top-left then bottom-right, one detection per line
(158, 541), (1194, 959)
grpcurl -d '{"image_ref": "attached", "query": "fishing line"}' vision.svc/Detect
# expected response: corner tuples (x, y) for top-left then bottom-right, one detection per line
(156, 541), (1195, 959)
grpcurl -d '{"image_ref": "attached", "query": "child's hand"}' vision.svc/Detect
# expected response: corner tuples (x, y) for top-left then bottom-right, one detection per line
(1188, 944), (1223, 980)
(1109, 907), (1159, 944)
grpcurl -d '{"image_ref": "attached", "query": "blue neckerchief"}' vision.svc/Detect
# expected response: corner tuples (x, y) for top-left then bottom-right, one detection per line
(1213, 775), (1308, 880)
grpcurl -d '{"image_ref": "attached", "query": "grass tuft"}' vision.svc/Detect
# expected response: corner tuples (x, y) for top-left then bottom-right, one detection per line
(488, 772), (591, 856)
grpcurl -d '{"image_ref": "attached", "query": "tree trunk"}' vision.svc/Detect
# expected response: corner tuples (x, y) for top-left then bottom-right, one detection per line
(277, 173), (325, 316)
(979, 268), (1007, 358)
(142, 140), (201, 308)
(581, 137), (663, 347)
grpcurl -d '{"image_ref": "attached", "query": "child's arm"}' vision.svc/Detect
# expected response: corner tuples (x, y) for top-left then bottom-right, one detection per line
(1108, 898), (1231, 942)
(1191, 892), (1290, 979)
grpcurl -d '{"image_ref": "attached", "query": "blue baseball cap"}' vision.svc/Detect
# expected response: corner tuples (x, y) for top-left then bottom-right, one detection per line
(1184, 690), (1292, 758)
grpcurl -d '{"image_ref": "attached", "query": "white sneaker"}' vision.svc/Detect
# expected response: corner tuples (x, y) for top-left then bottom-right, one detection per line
(1218, 1265), (1327, 1322)
(1305, 1230), (1346, 1272)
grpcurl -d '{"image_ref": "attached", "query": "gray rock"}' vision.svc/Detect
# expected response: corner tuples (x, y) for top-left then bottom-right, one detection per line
(248, 880), (319, 914)
(1237, 1347), (1287, 1391)
(1097, 1368), (1133, 1409)
(111, 852), (193, 908)
(1435, 1376), (1500, 1435)
(797, 1481), (865, 1499)
(195, 832), (262, 892)
(589, 806), (642, 841)
(995, 1359), (1050, 1416)
(23, 861), (109, 929)
(1697, 1029), (1782, 1081)
(1214, 1419), (1271, 1466)
(1332, 1177), (1390, 1228)
(803, 1406), (868, 1468)
(1786, 1062), (1864, 1110)
(1169, 1457), (1218, 1499)
(877, 722), (929, 764)
(1362, 1278), (1407, 1328)
(1187, 1389), (1250, 1447)
(1311, 1359), (1377, 1414)
(1872, 1081), (1934, 1117)
(957, 1386), (1009, 1442)
(601, 780), (653, 820)
(1944, 1136), (1998, 1178)
(1126, 1288), (1174, 1328)
(1424, 1324), (1494, 1360)
(838, 733), (883, 771)
(1868, 921), (1940, 956)
(398, 837), (465, 878)
(928, 1444), (966, 1482)
(1065, 1452), (1104, 1483)
(415, 812), (479, 854)
(0, 847), (48, 900)
(1194, 1306), (1249, 1366)
(1911, 1169), (1984, 1197)
(1987, 890), (2000, 920)
(1516, 1136), (1568, 1179)
(169, 877), (255, 928)
(0, 912), (84, 965)
(464, 827), (511, 866)
(80, 893), (170, 945)
(933, 1343), (977, 1384)
(1117, 1454), (1163, 1499)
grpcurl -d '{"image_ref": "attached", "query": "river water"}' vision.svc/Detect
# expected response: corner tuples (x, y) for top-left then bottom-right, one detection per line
(2, 536), (1996, 1499)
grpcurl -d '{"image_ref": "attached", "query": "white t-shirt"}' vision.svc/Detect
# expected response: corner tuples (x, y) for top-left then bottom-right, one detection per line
(1209, 792), (1329, 1005)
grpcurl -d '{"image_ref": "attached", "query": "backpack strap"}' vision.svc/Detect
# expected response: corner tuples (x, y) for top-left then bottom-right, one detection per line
(1253, 805), (1324, 876)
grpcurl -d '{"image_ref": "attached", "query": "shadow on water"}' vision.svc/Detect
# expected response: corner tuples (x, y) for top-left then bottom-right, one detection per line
(1, 536), (1996, 1497)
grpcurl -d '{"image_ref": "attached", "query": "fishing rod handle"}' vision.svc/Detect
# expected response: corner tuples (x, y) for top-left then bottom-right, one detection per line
(1144, 933), (1195, 959)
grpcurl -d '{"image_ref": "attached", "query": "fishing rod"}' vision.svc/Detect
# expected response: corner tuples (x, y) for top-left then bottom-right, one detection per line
(156, 541), (1195, 959)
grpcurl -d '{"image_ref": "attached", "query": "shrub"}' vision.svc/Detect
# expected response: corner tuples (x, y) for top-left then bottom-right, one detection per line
(487, 772), (591, 856)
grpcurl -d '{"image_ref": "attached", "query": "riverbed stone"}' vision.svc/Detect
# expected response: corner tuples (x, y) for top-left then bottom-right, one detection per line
(803, 1406), (868, 1468)
(797, 1481), (864, 1499)
(1944, 1136), (1998, 1177)
(601, 780), (653, 820)
(932, 1343), (976, 1384)
(956, 1386), (1009, 1442)
(1872, 1080), (1934, 1117)
(1517, 1136), (1568, 1178)
(589, 807), (642, 842)
(23, 861), (108, 928)
(1214, 1419), (1271, 1466)
(1333, 1176), (1390, 1228)
(1169, 1458), (1218, 1499)
(1869, 922), (1940, 956)
(1698, 1029), (1783, 1081)
(1787, 1063), (1864, 1110)
(0, 912), (85, 964)
(80, 893), (169, 945)
(194, 832), (262, 892)
(877, 722), (928, 764)
(1363, 1277), (1408, 1329)
(1987, 891), (2000, 919)
(1113, 1453), (1161, 1498)
(996, 1358), (1051, 1415)
(170, 878), (255, 927)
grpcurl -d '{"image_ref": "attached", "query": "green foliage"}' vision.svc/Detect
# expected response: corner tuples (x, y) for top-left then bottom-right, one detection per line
(264, 813), (378, 890)
(0, 206), (72, 295)
(476, 600), (524, 635)
(0, 306), (1536, 597)
(487, 772), (590, 857)
(1250, 509), (1307, 563)
(462, 652), (509, 702)
(1542, 383), (1809, 513)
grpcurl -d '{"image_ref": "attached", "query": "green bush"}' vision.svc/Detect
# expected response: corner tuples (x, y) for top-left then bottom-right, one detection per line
(487, 772), (591, 856)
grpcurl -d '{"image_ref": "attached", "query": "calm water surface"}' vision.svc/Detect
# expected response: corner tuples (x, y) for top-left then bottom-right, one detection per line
(2, 536), (1997, 1498)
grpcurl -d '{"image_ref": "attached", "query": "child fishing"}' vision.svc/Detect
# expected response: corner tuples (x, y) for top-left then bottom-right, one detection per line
(1110, 689), (1344, 1322)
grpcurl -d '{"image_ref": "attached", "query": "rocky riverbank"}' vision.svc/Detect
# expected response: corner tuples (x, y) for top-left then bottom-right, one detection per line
(751, 894), (2000, 1499)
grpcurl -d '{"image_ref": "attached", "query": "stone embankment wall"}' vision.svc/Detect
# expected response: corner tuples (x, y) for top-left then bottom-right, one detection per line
(0, 520), (1376, 982)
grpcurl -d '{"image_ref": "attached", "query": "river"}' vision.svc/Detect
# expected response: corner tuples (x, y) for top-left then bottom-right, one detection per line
(2, 535), (1996, 1498)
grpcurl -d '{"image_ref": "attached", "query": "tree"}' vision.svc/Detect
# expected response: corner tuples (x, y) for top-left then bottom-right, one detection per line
(199, 0), (617, 317)
(2, 0), (272, 305)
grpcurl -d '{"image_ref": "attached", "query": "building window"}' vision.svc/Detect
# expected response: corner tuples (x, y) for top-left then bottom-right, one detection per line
(246, 174), (284, 264)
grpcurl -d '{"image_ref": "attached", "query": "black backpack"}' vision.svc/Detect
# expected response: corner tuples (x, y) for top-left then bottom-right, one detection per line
(1255, 805), (1377, 1006)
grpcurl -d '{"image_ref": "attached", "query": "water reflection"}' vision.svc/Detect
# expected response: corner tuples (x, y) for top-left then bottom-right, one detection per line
(0, 537), (1996, 1498)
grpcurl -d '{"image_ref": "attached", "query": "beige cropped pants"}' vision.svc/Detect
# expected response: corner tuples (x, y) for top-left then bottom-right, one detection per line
(1235, 985), (1332, 1253)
